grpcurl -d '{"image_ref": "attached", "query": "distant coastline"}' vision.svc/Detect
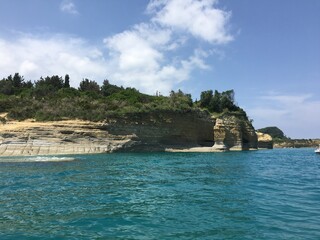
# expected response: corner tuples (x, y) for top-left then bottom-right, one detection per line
(273, 139), (320, 149)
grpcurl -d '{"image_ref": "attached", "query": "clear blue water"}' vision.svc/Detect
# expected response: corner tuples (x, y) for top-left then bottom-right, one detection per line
(0, 148), (319, 239)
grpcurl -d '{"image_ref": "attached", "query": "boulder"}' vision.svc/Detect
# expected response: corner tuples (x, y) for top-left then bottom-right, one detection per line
(256, 132), (273, 149)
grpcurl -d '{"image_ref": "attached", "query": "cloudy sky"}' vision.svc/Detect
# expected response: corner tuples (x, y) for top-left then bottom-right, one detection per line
(0, 0), (319, 138)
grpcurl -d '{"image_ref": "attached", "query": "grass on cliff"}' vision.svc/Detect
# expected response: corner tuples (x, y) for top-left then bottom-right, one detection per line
(0, 73), (249, 122)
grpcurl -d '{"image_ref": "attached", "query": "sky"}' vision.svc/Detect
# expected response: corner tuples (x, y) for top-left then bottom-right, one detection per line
(0, 0), (319, 139)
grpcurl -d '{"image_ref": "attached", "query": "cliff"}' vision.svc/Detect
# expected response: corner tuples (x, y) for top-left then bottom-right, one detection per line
(0, 119), (133, 156)
(0, 111), (259, 156)
(213, 114), (258, 151)
(105, 110), (215, 151)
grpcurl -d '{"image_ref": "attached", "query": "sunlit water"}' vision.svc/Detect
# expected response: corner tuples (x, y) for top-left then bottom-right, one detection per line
(0, 149), (319, 239)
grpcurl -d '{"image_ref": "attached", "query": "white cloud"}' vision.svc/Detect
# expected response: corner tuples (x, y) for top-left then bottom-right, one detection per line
(147, 0), (233, 44)
(60, 0), (79, 15)
(0, 0), (233, 95)
(104, 23), (209, 94)
(0, 36), (107, 86)
(247, 93), (320, 139)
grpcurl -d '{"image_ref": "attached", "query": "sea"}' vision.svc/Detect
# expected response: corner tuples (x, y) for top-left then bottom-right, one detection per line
(0, 148), (319, 239)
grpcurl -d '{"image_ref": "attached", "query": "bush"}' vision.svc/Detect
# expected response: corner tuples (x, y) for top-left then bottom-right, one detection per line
(0, 116), (6, 124)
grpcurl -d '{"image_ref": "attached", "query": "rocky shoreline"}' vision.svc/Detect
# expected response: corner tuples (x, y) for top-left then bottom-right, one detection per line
(273, 139), (320, 149)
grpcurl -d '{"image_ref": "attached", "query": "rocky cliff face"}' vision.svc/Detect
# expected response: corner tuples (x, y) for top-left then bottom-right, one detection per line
(106, 110), (215, 151)
(213, 114), (258, 150)
(256, 132), (273, 149)
(0, 120), (133, 156)
(0, 110), (259, 156)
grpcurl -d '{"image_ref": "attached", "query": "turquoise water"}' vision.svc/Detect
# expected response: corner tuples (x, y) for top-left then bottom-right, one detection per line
(0, 149), (319, 239)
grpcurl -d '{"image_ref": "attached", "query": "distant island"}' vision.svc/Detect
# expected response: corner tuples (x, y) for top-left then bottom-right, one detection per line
(257, 126), (320, 148)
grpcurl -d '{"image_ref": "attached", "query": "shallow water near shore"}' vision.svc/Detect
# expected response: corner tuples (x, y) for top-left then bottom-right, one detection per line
(0, 148), (319, 239)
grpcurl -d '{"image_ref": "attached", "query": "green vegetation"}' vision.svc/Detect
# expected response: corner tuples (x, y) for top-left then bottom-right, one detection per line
(197, 89), (249, 120)
(0, 73), (249, 122)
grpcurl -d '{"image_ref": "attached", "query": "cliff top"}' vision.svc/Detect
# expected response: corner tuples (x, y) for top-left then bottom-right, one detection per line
(0, 73), (249, 123)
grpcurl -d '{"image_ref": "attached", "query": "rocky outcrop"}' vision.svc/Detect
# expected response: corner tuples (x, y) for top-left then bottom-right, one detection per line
(256, 132), (273, 149)
(213, 114), (257, 150)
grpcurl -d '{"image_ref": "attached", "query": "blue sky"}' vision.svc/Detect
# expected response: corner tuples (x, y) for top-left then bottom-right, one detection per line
(0, 0), (319, 138)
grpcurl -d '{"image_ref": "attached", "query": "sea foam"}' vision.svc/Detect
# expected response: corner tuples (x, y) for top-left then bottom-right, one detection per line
(0, 156), (75, 162)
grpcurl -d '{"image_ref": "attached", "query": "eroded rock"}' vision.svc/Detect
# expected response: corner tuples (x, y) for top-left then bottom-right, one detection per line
(213, 114), (258, 150)
(256, 132), (273, 149)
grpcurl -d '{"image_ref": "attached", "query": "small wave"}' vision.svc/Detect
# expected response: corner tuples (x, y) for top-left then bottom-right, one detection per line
(0, 156), (76, 163)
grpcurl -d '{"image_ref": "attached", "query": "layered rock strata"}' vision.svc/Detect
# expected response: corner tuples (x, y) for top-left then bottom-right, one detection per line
(105, 111), (215, 151)
(0, 110), (216, 156)
(213, 114), (258, 150)
(0, 111), (259, 156)
(0, 120), (133, 156)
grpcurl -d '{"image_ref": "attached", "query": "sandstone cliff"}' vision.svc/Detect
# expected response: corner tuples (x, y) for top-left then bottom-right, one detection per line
(0, 120), (133, 156)
(213, 114), (257, 150)
(0, 110), (215, 156)
(0, 110), (259, 156)
(106, 110), (215, 151)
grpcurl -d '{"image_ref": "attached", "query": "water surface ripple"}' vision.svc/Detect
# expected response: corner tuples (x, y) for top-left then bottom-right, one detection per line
(0, 149), (319, 239)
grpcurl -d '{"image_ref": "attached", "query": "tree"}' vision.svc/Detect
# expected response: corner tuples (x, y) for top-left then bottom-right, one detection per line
(0, 78), (14, 95)
(223, 90), (235, 103)
(220, 94), (233, 111)
(49, 75), (64, 89)
(199, 90), (213, 108)
(169, 89), (193, 109)
(199, 89), (240, 113)
(79, 79), (100, 93)
(22, 80), (33, 89)
(33, 75), (64, 99)
(35, 75), (64, 90)
(209, 90), (221, 112)
(220, 90), (238, 111)
(12, 73), (24, 89)
(101, 79), (122, 97)
(64, 74), (70, 88)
